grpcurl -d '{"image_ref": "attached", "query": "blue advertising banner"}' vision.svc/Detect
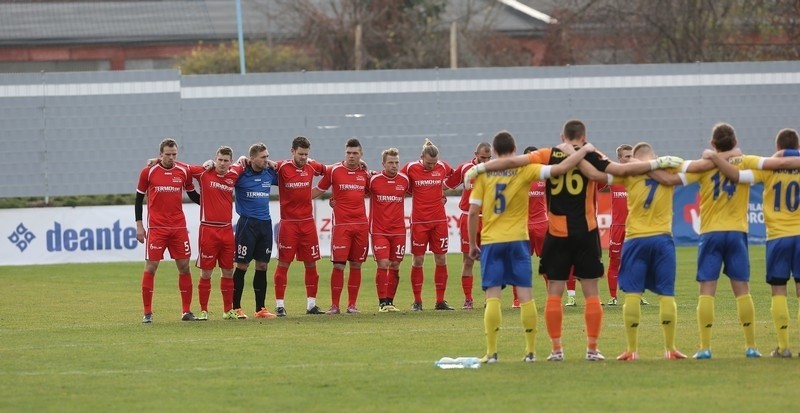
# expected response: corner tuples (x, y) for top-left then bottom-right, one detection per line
(672, 183), (765, 246)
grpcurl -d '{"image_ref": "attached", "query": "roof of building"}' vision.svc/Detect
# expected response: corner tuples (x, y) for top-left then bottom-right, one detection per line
(0, 0), (556, 47)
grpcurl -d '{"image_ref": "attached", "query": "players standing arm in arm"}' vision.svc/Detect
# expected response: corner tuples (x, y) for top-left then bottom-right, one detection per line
(468, 142), (595, 259)
(578, 151), (684, 180)
(704, 148), (800, 184)
(465, 143), (597, 187)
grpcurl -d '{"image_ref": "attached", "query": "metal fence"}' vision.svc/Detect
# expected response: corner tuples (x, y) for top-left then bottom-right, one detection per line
(2, 61), (799, 198)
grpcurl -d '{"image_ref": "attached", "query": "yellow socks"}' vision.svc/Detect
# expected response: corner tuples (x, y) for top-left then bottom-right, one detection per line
(520, 300), (538, 355)
(623, 294), (641, 352)
(659, 296), (677, 351)
(484, 297), (502, 356)
(736, 294), (757, 349)
(697, 295), (715, 349)
(771, 295), (790, 351)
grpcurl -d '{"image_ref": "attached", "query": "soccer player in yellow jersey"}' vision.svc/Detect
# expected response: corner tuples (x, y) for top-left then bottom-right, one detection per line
(608, 143), (688, 361)
(467, 130), (595, 364)
(703, 128), (800, 358)
(682, 122), (800, 359)
(468, 120), (684, 362)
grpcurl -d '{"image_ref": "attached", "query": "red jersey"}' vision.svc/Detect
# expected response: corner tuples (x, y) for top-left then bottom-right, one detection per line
(444, 158), (478, 212)
(276, 159), (326, 222)
(610, 184), (628, 226)
(137, 163), (194, 229)
(401, 160), (452, 223)
(186, 163), (243, 226)
(316, 162), (369, 225)
(368, 171), (410, 235)
(528, 180), (548, 227)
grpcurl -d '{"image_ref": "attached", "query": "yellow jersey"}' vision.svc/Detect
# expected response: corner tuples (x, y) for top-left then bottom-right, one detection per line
(753, 168), (800, 240)
(683, 155), (761, 233)
(470, 163), (546, 245)
(613, 168), (678, 239)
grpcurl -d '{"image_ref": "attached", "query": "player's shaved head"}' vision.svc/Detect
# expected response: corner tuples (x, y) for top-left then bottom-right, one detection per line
(632, 142), (654, 158)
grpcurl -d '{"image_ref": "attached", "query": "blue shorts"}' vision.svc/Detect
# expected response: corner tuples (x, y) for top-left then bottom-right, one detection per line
(618, 234), (676, 296)
(480, 241), (532, 290)
(696, 231), (750, 282)
(234, 216), (273, 264)
(766, 236), (800, 285)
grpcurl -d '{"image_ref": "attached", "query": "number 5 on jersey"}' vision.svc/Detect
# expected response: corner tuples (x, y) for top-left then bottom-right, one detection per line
(494, 183), (507, 214)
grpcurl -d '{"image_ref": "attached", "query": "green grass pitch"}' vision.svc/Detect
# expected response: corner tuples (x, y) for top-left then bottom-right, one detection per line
(0, 245), (797, 412)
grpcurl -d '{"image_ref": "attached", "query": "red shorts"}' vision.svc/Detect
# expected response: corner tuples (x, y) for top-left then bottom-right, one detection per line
(196, 224), (234, 270)
(277, 220), (321, 263)
(372, 234), (406, 262)
(145, 227), (191, 261)
(410, 221), (449, 255)
(528, 221), (547, 257)
(608, 224), (625, 260)
(330, 223), (369, 263)
(458, 213), (481, 254)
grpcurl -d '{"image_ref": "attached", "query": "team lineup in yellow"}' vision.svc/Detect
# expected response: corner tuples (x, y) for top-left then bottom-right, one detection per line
(467, 121), (800, 363)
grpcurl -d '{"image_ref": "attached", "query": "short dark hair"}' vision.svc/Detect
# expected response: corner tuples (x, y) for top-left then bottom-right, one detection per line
(493, 130), (516, 156)
(159, 138), (178, 153)
(346, 138), (362, 149)
(711, 123), (737, 152)
(775, 128), (799, 150)
(292, 136), (311, 150)
(562, 120), (586, 141)
(523, 146), (537, 154)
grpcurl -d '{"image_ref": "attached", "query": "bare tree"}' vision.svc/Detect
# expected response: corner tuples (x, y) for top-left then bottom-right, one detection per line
(542, 0), (800, 65)
(274, 0), (537, 70)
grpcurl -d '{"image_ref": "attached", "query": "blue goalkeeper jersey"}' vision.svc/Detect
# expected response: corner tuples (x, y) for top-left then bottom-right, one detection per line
(234, 166), (277, 221)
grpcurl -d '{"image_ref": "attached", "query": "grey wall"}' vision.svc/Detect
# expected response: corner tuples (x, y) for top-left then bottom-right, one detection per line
(2, 61), (799, 198)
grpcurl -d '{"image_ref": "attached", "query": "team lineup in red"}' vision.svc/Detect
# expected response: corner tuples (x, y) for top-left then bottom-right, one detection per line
(135, 120), (800, 362)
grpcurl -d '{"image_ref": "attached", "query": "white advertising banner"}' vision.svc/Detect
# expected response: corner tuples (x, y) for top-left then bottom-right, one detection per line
(1, 198), (466, 266)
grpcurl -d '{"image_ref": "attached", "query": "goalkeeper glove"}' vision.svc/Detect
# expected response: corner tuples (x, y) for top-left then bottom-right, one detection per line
(649, 156), (684, 170)
(463, 164), (486, 189)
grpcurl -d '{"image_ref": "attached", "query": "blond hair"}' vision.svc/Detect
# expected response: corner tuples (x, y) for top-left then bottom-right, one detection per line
(382, 147), (399, 163)
(421, 138), (439, 158)
(249, 143), (267, 157)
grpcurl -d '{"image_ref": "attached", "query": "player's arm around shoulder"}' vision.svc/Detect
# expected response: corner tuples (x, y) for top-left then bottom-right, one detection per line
(647, 168), (686, 186)
(550, 143), (595, 177)
(700, 149), (744, 182)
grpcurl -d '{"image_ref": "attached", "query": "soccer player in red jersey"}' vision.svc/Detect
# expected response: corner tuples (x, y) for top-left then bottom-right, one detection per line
(272, 137), (328, 316)
(368, 147), (410, 312)
(135, 138), (201, 323)
(444, 142), (492, 310)
(312, 138), (371, 314)
(401, 139), (455, 311)
(183, 146), (260, 321)
(605, 145), (630, 306)
(597, 145), (649, 306)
